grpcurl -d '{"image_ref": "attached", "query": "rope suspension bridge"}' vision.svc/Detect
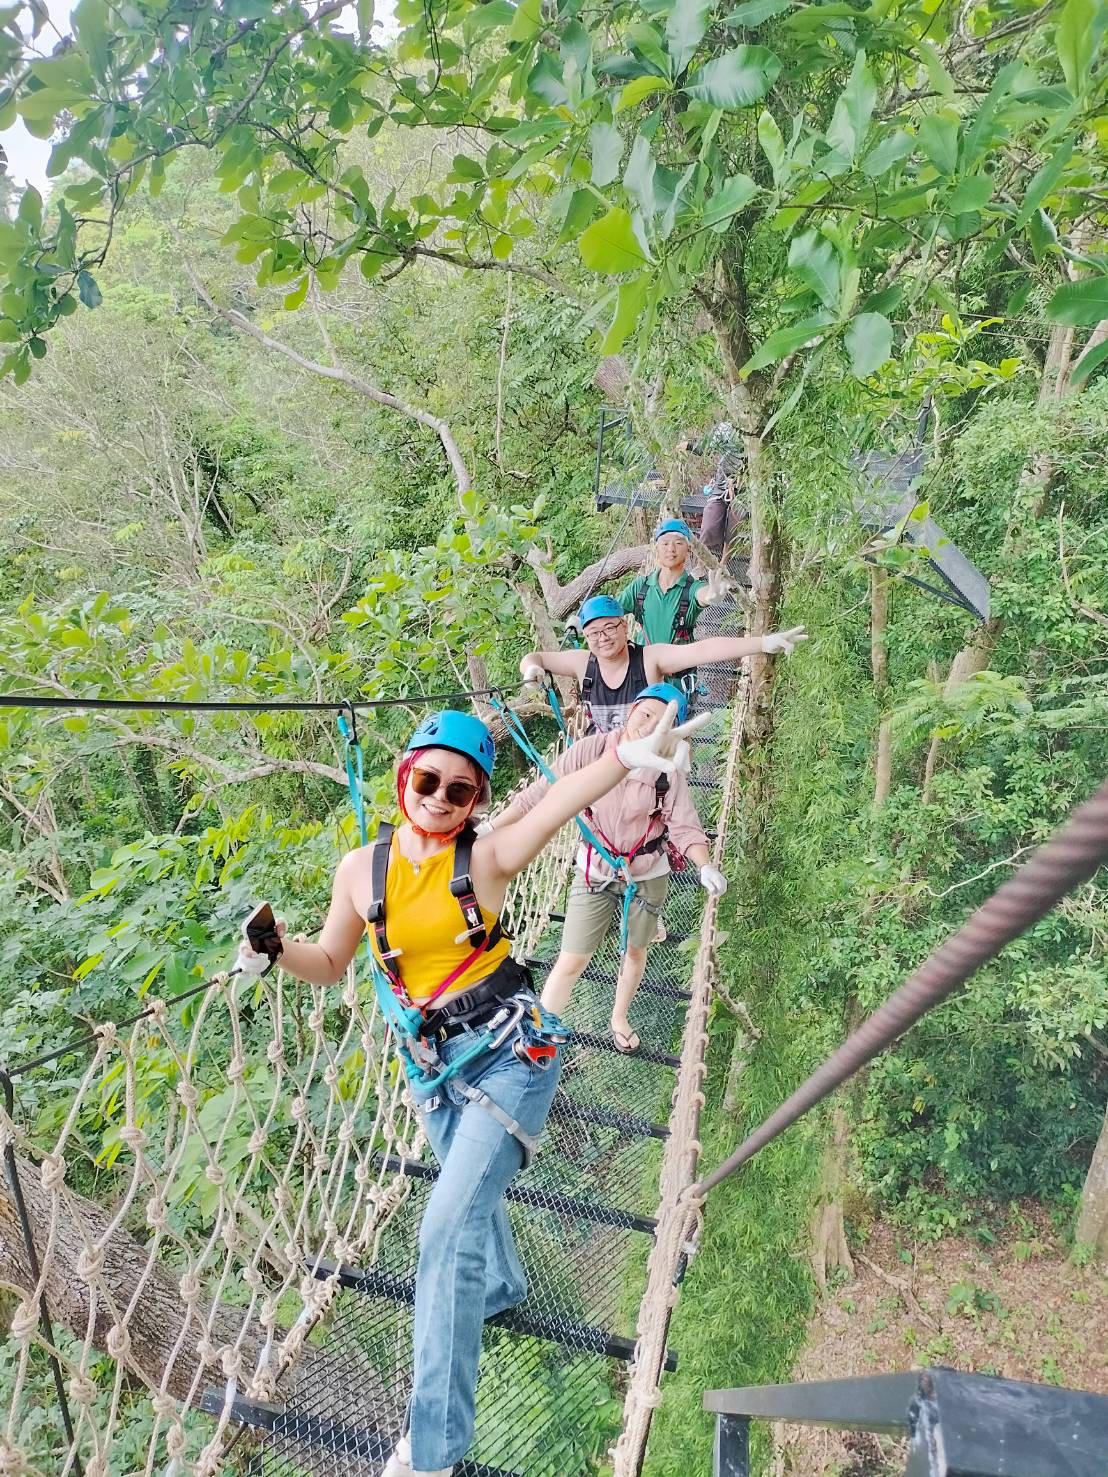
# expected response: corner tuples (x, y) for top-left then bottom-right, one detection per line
(2, 576), (1107, 1477)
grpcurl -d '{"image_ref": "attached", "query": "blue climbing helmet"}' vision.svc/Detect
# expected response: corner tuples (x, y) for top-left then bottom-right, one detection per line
(655, 517), (692, 541)
(631, 682), (689, 724)
(578, 594), (625, 629)
(406, 710), (496, 778)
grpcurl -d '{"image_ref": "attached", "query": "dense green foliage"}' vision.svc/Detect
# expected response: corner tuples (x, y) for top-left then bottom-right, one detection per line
(1, 0), (1106, 1471)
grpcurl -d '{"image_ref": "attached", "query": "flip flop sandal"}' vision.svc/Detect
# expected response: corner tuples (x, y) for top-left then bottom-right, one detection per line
(612, 1027), (640, 1054)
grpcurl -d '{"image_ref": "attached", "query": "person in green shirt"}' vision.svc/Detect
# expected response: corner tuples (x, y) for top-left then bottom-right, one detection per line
(617, 517), (729, 646)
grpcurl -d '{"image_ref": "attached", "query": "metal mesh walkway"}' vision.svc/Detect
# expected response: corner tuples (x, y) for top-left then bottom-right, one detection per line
(244, 615), (740, 1477)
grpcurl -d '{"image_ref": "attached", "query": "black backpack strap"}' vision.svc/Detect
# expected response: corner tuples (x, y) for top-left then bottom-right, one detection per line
(367, 822), (400, 980)
(449, 823), (503, 951)
(581, 653), (598, 722)
(653, 771), (670, 814)
(674, 574), (695, 643)
(632, 578), (646, 632)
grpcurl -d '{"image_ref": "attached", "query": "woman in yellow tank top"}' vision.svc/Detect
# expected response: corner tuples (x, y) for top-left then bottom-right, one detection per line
(234, 704), (705, 1477)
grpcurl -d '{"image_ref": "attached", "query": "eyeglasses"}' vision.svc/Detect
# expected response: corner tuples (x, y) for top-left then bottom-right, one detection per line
(585, 621), (625, 639)
(409, 766), (481, 807)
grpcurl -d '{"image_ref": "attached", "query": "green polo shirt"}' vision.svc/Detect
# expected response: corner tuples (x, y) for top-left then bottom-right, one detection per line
(617, 571), (705, 645)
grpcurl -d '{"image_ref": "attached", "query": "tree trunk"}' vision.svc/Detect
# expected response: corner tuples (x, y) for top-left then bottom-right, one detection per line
(1075, 1099), (1108, 1265)
(870, 567), (892, 808)
(0, 1147), (386, 1446)
(809, 1106), (855, 1291)
(921, 618), (1002, 803)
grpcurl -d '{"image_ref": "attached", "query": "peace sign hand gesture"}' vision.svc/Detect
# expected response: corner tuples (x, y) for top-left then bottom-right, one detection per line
(700, 565), (734, 607)
(615, 701), (713, 775)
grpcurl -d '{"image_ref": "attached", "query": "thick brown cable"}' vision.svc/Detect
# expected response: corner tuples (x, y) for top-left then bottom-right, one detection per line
(691, 774), (1108, 1200)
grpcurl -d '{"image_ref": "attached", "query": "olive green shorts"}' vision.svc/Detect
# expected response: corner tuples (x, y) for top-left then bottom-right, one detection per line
(561, 873), (670, 955)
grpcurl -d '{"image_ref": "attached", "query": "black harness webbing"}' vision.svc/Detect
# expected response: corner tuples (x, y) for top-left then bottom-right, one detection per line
(367, 822), (504, 993)
(633, 573), (696, 644)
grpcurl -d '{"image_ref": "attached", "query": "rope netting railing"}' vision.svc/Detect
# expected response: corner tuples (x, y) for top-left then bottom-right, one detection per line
(0, 714), (583, 1477)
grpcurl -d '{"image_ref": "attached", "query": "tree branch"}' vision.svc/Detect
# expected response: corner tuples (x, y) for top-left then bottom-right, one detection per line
(180, 255), (474, 508)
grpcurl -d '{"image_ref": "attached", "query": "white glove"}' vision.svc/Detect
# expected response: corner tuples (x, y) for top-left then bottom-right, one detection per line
(700, 567), (733, 607)
(234, 917), (286, 976)
(614, 701), (713, 775)
(521, 662), (547, 689)
(472, 817), (494, 837)
(700, 865), (727, 897)
(760, 625), (808, 656)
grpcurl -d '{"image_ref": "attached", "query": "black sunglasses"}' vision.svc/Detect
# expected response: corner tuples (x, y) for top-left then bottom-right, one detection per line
(409, 766), (481, 807)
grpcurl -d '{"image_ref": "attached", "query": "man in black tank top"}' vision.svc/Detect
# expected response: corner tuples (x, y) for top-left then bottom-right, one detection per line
(520, 593), (808, 732)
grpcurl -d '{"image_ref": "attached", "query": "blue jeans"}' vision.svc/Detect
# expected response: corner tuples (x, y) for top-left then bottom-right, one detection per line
(405, 1028), (563, 1471)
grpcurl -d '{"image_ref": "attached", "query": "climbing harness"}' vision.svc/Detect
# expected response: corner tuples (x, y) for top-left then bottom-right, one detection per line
(337, 712), (568, 1153)
(579, 642), (649, 734)
(491, 694), (663, 955)
(632, 572), (698, 645)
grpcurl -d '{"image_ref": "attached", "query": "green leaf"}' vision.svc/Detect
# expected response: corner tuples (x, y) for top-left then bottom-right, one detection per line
(787, 229), (840, 311)
(666, 0), (713, 73)
(1045, 274), (1108, 326)
(76, 269), (102, 308)
(357, 0), (375, 42)
(508, 0), (542, 42)
(1069, 333), (1108, 389)
(947, 174), (992, 214)
(463, 0), (513, 39)
(601, 274), (651, 353)
(1056, 0), (1101, 97)
(918, 112), (959, 176)
(616, 75), (670, 111)
(590, 122), (624, 187)
(283, 275), (309, 310)
(73, 0), (110, 79)
(844, 312), (892, 379)
(741, 312), (832, 377)
(685, 46), (781, 108)
(861, 129), (911, 179)
(702, 172), (758, 228)
(623, 134), (657, 218)
(1016, 141), (1074, 227)
(826, 49), (875, 164)
(578, 207), (650, 273)
(725, 0), (791, 25)
(757, 109), (786, 186)
(450, 153), (485, 182)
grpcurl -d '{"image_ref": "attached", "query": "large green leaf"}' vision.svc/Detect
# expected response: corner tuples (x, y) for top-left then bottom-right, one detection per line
(1045, 274), (1108, 325)
(741, 312), (832, 377)
(508, 0), (542, 41)
(1068, 333), (1108, 389)
(685, 46), (781, 108)
(844, 312), (892, 379)
(590, 122), (624, 186)
(757, 109), (786, 186)
(601, 274), (651, 353)
(702, 172), (758, 228)
(725, 0), (791, 24)
(1056, 0), (1102, 97)
(1016, 141), (1074, 227)
(825, 49), (875, 164)
(947, 174), (992, 214)
(578, 208), (650, 273)
(73, 0), (110, 80)
(787, 229), (840, 311)
(861, 128), (911, 179)
(616, 75), (670, 111)
(624, 135), (658, 218)
(665, 0), (713, 73)
(918, 112), (960, 176)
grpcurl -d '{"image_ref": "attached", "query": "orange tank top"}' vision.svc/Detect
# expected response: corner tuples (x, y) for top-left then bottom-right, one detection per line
(367, 833), (510, 1004)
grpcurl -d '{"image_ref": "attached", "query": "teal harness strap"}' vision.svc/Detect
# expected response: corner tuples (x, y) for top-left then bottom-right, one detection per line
(490, 696), (639, 953)
(337, 703), (368, 847)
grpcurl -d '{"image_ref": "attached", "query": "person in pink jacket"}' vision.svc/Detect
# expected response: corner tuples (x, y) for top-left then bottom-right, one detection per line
(490, 684), (725, 1052)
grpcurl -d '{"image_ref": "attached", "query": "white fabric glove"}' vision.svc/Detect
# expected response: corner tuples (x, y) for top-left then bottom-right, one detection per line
(614, 701), (712, 775)
(699, 865), (727, 897)
(760, 625), (808, 657)
(234, 916), (286, 976)
(699, 567), (733, 607)
(521, 662), (547, 689)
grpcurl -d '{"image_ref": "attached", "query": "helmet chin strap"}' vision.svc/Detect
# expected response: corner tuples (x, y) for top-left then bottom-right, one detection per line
(396, 753), (477, 842)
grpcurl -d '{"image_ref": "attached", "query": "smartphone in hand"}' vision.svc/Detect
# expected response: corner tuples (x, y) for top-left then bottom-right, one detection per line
(244, 901), (282, 964)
